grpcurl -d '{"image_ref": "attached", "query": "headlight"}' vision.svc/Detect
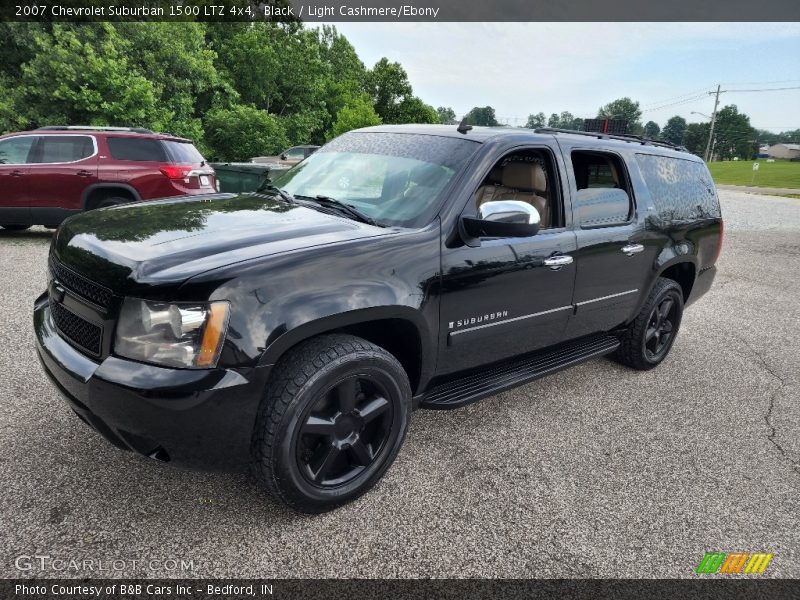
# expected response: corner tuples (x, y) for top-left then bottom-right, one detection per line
(114, 298), (230, 369)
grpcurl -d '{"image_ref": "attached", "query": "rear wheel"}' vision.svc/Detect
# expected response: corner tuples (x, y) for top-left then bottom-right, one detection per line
(0, 224), (31, 231)
(614, 277), (684, 370)
(252, 334), (411, 513)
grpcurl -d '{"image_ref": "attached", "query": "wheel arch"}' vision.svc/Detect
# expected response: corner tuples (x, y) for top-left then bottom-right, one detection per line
(82, 183), (141, 210)
(258, 306), (432, 395)
(656, 258), (697, 303)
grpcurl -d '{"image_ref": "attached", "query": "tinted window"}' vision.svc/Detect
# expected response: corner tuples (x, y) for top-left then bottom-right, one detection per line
(636, 154), (721, 221)
(0, 136), (35, 164)
(107, 137), (167, 162)
(571, 151), (633, 228)
(163, 141), (205, 163)
(32, 136), (94, 163)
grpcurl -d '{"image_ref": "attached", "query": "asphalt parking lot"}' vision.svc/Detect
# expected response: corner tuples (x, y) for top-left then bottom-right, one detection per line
(1, 189), (798, 579)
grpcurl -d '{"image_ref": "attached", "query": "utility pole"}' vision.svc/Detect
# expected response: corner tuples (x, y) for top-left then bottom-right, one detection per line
(704, 84), (721, 162)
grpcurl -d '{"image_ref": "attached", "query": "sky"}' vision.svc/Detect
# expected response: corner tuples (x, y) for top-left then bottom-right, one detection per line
(326, 22), (800, 132)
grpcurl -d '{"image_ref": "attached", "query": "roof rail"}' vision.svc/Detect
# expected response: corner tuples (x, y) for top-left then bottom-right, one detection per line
(36, 126), (155, 134)
(534, 127), (686, 151)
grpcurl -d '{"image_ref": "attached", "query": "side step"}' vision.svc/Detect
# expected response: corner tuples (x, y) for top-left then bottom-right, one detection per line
(420, 334), (620, 409)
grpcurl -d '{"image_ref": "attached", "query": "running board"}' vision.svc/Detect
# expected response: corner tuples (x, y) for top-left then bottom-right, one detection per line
(420, 334), (620, 409)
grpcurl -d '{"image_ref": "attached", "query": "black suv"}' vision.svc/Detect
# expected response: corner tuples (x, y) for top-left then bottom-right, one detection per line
(34, 125), (722, 512)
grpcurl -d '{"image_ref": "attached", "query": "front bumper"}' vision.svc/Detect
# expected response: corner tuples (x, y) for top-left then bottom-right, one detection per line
(33, 293), (269, 471)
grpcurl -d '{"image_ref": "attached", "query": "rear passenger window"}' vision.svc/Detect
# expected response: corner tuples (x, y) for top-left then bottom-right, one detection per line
(33, 136), (94, 163)
(635, 154), (721, 221)
(107, 137), (167, 162)
(571, 151), (633, 228)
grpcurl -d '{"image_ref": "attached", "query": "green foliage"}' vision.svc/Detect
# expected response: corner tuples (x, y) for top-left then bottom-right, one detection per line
(713, 105), (757, 160)
(18, 24), (164, 129)
(328, 95), (381, 139)
(464, 106), (498, 127)
(0, 22), (437, 160)
(598, 97), (642, 133)
(644, 121), (660, 139)
(437, 107), (457, 125)
(683, 122), (710, 157)
(525, 112), (546, 129)
(204, 105), (288, 161)
(547, 111), (582, 130)
(366, 58), (414, 124)
(661, 116), (687, 145)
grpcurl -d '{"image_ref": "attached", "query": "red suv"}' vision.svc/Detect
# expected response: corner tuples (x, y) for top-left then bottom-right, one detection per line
(0, 126), (216, 230)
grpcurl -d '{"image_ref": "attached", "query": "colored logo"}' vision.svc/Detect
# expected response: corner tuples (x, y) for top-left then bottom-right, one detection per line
(697, 552), (773, 574)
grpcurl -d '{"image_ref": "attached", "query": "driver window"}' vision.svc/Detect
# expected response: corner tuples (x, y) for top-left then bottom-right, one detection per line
(471, 149), (561, 229)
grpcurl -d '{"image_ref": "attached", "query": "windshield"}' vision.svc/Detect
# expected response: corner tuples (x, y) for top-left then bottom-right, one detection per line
(270, 132), (478, 227)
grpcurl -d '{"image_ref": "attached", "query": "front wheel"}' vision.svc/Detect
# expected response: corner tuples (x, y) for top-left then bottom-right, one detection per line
(252, 334), (411, 513)
(614, 277), (684, 371)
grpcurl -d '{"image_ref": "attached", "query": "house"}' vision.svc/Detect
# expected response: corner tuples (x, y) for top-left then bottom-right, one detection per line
(767, 143), (800, 160)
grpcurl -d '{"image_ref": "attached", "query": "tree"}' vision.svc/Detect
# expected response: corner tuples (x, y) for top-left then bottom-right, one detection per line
(328, 94), (381, 139)
(598, 97), (642, 133)
(713, 105), (756, 160)
(547, 111), (582, 130)
(644, 121), (660, 139)
(204, 105), (288, 161)
(525, 112), (546, 129)
(217, 24), (327, 118)
(117, 22), (230, 149)
(463, 106), (498, 127)
(17, 24), (164, 129)
(683, 122), (710, 157)
(436, 106), (457, 125)
(365, 58), (413, 124)
(395, 96), (438, 124)
(661, 116), (687, 145)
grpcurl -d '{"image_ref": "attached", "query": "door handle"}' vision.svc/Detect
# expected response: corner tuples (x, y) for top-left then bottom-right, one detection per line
(621, 243), (645, 256)
(10, 170), (24, 177)
(76, 170), (92, 177)
(543, 254), (574, 270)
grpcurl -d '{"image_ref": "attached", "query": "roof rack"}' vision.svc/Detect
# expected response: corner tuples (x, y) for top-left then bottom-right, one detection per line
(534, 127), (686, 151)
(36, 126), (155, 134)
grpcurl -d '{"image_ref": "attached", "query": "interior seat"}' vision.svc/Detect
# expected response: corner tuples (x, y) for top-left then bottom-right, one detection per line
(476, 162), (550, 228)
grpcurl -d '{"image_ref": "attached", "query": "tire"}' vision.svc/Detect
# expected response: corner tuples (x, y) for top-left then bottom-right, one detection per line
(1, 224), (31, 231)
(252, 334), (411, 513)
(614, 277), (684, 371)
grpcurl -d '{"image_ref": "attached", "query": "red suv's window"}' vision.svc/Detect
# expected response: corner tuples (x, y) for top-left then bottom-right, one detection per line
(107, 137), (168, 162)
(31, 135), (94, 163)
(162, 141), (205, 163)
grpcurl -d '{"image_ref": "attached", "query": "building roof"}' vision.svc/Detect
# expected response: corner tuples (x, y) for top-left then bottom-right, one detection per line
(769, 143), (800, 150)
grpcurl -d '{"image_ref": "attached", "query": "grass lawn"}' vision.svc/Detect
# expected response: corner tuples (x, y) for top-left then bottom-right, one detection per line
(707, 159), (800, 189)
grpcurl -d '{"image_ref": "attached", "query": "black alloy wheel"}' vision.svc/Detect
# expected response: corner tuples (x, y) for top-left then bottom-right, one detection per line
(644, 295), (678, 361)
(614, 277), (684, 371)
(296, 374), (393, 487)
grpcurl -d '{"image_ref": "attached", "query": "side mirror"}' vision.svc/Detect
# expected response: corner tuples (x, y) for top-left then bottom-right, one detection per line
(461, 200), (541, 243)
(280, 153), (287, 161)
(575, 188), (630, 228)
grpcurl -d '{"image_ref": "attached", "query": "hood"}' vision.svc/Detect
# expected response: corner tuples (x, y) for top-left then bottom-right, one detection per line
(53, 193), (389, 293)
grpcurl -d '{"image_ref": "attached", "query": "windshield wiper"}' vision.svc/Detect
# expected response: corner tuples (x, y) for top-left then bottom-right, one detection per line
(298, 195), (381, 227)
(260, 184), (296, 204)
